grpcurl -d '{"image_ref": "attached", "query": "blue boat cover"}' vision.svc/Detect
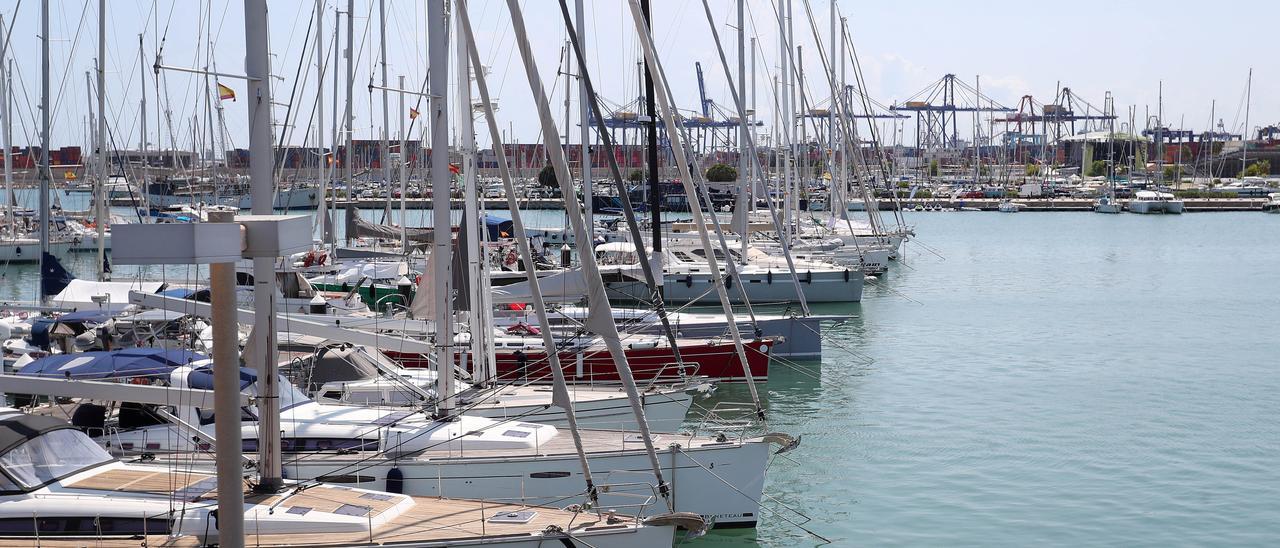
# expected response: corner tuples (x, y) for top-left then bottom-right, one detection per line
(18, 348), (209, 379)
(186, 366), (257, 391)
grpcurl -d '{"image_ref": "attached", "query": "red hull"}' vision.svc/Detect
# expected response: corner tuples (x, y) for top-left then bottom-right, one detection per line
(387, 339), (772, 383)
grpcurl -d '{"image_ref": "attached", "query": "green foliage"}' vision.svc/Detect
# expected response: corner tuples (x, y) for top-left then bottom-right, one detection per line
(1174, 190), (1236, 198)
(1005, 190), (1020, 198)
(538, 165), (558, 188)
(1163, 166), (1178, 181)
(896, 181), (910, 189)
(628, 169), (644, 183)
(705, 163), (738, 182)
(1242, 159), (1271, 177)
(1086, 160), (1107, 177)
(979, 164), (990, 176)
(1025, 163), (1040, 176)
(916, 189), (933, 199)
(928, 160), (940, 177)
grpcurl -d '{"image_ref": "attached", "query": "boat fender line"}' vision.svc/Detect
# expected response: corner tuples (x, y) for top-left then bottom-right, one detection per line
(805, 271), (812, 284)
(762, 433), (801, 454)
(766, 270), (772, 284)
(843, 269), (849, 282)
(725, 275), (733, 291)
(685, 274), (693, 288)
(385, 466), (405, 494)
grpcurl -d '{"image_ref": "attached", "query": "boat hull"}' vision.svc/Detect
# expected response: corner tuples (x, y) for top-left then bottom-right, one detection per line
(389, 339), (772, 383)
(607, 270), (862, 304)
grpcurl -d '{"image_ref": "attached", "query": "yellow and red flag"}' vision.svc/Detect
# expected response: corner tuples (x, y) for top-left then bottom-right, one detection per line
(409, 107), (420, 120)
(217, 83), (236, 101)
(448, 163), (461, 175)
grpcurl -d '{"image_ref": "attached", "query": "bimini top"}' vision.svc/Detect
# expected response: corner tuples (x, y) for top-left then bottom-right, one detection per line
(0, 410), (73, 457)
(17, 349), (208, 380)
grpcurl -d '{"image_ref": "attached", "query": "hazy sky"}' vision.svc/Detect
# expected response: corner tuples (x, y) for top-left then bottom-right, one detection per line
(1, 0), (1274, 153)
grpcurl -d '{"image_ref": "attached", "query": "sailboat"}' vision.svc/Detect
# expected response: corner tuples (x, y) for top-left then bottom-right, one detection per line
(1095, 92), (1122, 214)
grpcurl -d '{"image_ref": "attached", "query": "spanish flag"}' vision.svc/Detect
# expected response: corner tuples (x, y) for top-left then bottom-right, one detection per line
(409, 107), (420, 120)
(217, 83), (236, 101)
(448, 163), (461, 175)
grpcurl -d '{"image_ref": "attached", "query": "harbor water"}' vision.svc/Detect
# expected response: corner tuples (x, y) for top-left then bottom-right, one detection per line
(6, 198), (1278, 546)
(697, 211), (1279, 546)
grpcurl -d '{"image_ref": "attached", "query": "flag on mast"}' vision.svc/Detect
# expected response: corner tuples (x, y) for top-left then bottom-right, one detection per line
(217, 83), (236, 101)
(409, 107), (420, 120)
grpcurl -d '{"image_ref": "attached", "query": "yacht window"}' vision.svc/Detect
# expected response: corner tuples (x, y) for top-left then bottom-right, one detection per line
(196, 407), (259, 426)
(0, 429), (113, 489)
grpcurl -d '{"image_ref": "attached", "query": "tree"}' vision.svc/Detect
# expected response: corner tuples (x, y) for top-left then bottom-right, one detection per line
(628, 169), (644, 182)
(1025, 163), (1040, 176)
(538, 165), (558, 188)
(705, 163), (738, 182)
(1242, 159), (1271, 178)
(928, 159), (940, 177)
(1086, 160), (1107, 177)
(1163, 165), (1179, 181)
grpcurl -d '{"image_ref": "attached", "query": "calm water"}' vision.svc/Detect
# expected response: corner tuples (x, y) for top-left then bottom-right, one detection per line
(6, 196), (1279, 546)
(696, 211), (1280, 546)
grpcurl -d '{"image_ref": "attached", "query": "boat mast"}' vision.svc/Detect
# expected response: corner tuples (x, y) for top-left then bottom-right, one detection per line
(735, 0), (748, 254)
(577, 0), (592, 243)
(379, 0), (391, 222)
(137, 34), (149, 213)
(95, 0), (107, 279)
(1156, 81), (1163, 186)
(325, 8), (341, 248)
(38, 0), (51, 289)
(244, 0), (284, 493)
(398, 75), (407, 251)
(508, 0), (676, 505)
(427, 0), (456, 418)
(456, 0), (600, 505)
(1242, 68), (1251, 177)
(344, 0), (354, 232)
(0, 15), (12, 238)
(642, 0), (661, 295)
(457, 21), (487, 385)
(314, 0), (326, 246)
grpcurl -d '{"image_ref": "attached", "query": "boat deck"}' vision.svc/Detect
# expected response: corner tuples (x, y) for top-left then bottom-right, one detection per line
(31, 468), (626, 547)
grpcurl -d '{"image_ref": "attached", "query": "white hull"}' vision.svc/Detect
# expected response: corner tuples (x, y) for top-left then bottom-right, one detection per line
(145, 186), (320, 210)
(132, 433), (771, 528)
(607, 269), (863, 304)
(0, 239), (75, 262)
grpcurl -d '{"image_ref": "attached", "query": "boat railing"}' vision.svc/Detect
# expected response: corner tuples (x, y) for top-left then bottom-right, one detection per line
(691, 401), (764, 440)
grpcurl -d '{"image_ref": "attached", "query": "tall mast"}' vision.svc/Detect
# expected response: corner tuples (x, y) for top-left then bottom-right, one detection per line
(38, 0), (51, 272)
(577, 0), (592, 244)
(457, 18), (486, 385)
(828, 0), (836, 218)
(379, 0), (391, 219)
(1242, 68), (1252, 177)
(1156, 81), (1163, 185)
(326, 9), (342, 247)
(344, 0), (354, 214)
(642, 0), (660, 285)
(0, 15), (12, 238)
(95, 0), (107, 280)
(735, 0), (747, 254)
(398, 75), (407, 251)
(314, 0), (326, 247)
(244, 0), (283, 493)
(427, 0), (455, 418)
(750, 35), (756, 214)
(137, 34), (148, 209)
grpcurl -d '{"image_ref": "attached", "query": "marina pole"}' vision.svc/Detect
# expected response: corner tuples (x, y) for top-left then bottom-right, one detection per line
(207, 209), (246, 548)
(244, 0), (284, 493)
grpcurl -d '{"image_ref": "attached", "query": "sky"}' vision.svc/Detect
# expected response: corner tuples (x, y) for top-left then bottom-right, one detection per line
(1, 0), (1275, 153)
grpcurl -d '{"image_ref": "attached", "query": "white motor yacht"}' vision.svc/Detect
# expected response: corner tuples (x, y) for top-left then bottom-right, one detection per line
(1127, 190), (1184, 214)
